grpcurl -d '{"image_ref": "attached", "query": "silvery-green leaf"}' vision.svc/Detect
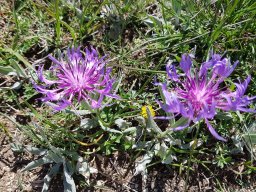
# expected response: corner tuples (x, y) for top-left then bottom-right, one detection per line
(0, 81), (22, 90)
(243, 134), (256, 145)
(172, 139), (182, 146)
(124, 135), (134, 142)
(22, 156), (53, 172)
(232, 135), (244, 153)
(154, 142), (169, 159)
(26, 145), (47, 156)
(63, 160), (76, 192)
(123, 127), (137, 133)
(9, 59), (27, 77)
(0, 66), (15, 75)
(98, 120), (122, 134)
(1, 48), (35, 72)
(132, 141), (154, 149)
(242, 122), (256, 154)
(190, 139), (203, 148)
(49, 145), (63, 157)
(143, 14), (165, 29)
(147, 15), (163, 28)
(180, 139), (202, 149)
(230, 135), (244, 154)
(115, 118), (131, 129)
(159, 142), (169, 157)
(7, 71), (18, 76)
(146, 108), (162, 134)
(162, 133), (182, 146)
(76, 157), (89, 174)
(80, 118), (98, 129)
(10, 143), (24, 152)
(244, 122), (256, 132)
(169, 117), (189, 129)
(76, 157), (98, 184)
(162, 153), (177, 164)
(66, 109), (92, 116)
(47, 144), (64, 162)
(136, 116), (146, 126)
(48, 150), (63, 164)
(153, 143), (161, 155)
(0, 63), (22, 77)
(42, 163), (61, 192)
(134, 152), (153, 175)
(236, 111), (244, 122)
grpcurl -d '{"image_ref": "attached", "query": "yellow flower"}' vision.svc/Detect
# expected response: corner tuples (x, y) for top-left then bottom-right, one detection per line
(141, 105), (156, 119)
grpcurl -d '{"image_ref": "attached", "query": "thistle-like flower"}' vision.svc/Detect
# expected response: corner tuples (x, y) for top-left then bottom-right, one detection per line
(157, 53), (255, 141)
(33, 47), (118, 110)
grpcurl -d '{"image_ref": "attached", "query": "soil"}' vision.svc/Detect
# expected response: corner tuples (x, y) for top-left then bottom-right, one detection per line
(0, 117), (39, 192)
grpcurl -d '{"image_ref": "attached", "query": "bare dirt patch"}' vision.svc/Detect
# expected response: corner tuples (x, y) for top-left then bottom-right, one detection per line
(0, 117), (42, 192)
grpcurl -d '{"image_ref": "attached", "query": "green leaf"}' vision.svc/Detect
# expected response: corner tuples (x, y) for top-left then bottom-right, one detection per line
(162, 152), (177, 164)
(0, 66), (16, 75)
(169, 117), (189, 129)
(65, 109), (92, 116)
(63, 160), (76, 192)
(10, 143), (24, 153)
(22, 156), (53, 172)
(236, 111), (244, 122)
(98, 120), (122, 134)
(144, 15), (163, 28)
(0, 81), (23, 91)
(11, 82), (22, 90)
(61, 20), (76, 41)
(115, 118), (131, 129)
(76, 157), (98, 184)
(242, 122), (256, 144)
(134, 151), (154, 175)
(243, 134), (256, 145)
(122, 127), (137, 133)
(10, 59), (27, 77)
(48, 148), (64, 163)
(80, 118), (98, 130)
(1, 48), (35, 72)
(26, 145), (47, 156)
(42, 163), (61, 192)
(146, 107), (162, 134)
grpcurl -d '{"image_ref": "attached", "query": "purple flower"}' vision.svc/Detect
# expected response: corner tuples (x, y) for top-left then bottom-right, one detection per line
(33, 47), (118, 110)
(157, 53), (255, 141)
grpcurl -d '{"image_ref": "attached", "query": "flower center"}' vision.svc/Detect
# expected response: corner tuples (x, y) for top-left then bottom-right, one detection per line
(190, 88), (208, 111)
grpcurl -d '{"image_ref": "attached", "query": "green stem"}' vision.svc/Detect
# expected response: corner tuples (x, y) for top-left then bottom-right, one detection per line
(184, 122), (201, 192)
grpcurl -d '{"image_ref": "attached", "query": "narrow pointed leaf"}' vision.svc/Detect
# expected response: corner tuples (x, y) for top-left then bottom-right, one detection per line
(42, 163), (61, 192)
(22, 156), (53, 172)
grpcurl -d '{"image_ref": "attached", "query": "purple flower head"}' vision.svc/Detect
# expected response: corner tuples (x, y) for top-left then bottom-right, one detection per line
(33, 47), (118, 110)
(157, 53), (255, 141)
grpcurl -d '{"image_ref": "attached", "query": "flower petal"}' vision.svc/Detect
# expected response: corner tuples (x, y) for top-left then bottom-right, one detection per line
(205, 119), (227, 142)
(180, 54), (192, 75)
(38, 65), (57, 85)
(166, 63), (179, 82)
